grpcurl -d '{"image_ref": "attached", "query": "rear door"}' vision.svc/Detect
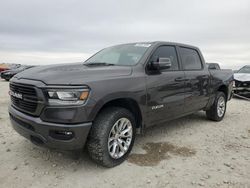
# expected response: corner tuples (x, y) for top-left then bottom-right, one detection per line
(178, 47), (210, 113)
(145, 45), (186, 126)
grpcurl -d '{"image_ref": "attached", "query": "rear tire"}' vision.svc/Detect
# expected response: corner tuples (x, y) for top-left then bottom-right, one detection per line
(206, 91), (227, 121)
(87, 107), (136, 167)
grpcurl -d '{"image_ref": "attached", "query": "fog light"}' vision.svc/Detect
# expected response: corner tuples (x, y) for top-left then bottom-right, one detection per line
(58, 131), (73, 135)
(49, 130), (74, 140)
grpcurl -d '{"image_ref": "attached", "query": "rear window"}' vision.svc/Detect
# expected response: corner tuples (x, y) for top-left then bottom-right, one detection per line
(180, 47), (202, 70)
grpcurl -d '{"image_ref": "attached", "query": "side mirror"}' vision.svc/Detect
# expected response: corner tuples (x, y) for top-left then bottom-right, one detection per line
(158, 57), (172, 69)
(151, 57), (172, 70)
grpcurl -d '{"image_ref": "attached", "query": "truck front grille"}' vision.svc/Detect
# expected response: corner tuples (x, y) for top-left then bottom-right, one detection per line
(235, 80), (250, 88)
(10, 83), (38, 113)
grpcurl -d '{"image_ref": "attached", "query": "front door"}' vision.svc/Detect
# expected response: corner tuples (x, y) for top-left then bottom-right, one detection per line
(145, 45), (186, 126)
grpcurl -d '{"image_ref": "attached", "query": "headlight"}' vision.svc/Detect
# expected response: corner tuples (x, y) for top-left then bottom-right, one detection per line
(46, 89), (90, 105)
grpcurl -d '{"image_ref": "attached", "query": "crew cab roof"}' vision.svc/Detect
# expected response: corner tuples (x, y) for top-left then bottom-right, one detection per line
(119, 41), (200, 50)
(145, 41), (199, 49)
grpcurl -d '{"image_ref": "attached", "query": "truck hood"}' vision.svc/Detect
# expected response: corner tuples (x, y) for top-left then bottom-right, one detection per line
(14, 63), (133, 85)
(234, 73), (250, 82)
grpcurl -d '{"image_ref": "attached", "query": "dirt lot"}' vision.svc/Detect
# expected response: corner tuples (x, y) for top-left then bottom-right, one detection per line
(0, 80), (249, 188)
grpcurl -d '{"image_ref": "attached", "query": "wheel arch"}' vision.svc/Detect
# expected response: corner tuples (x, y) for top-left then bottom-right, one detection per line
(217, 84), (228, 100)
(89, 95), (144, 131)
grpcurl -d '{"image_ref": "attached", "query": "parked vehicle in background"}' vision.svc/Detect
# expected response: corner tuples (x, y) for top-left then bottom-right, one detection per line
(233, 65), (250, 97)
(9, 42), (234, 167)
(0, 64), (21, 77)
(206, 63), (221, 70)
(0, 67), (9, 72)
(1, 65), (35, 81)
(0, 64), (9, 72)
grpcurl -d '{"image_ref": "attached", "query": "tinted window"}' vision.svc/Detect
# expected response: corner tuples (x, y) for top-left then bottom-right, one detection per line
(180, 47), (202, 70)
(150, 46), (179, 70)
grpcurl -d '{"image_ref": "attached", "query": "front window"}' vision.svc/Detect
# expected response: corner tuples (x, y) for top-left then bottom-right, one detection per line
(84, 43), (151, 66)
(238, 66), (250, 74)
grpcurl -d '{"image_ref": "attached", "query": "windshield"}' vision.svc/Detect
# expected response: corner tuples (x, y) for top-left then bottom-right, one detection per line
(85, 43), (151, 66)
(238, 66), (250, 74)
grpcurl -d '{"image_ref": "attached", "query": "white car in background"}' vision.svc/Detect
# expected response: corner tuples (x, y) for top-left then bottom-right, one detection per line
(234, 65), (250, 96)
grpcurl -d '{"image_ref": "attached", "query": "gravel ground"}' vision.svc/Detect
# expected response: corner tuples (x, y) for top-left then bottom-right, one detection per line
(0, 80), (249, 188)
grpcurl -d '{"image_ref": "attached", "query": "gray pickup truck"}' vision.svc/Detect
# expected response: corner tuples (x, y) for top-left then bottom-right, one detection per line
(9, 42), (233, 167)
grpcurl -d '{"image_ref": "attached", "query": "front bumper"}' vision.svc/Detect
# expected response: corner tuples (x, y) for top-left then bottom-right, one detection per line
(1, 74), (11, 80)
(233, 87), (250, 96)
(9, 105), (92, 150)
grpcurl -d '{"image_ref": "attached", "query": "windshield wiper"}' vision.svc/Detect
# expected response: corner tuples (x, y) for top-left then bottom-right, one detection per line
(84, 62), (115, 66)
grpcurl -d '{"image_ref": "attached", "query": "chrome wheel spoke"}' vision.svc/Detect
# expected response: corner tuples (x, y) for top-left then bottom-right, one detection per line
(111, 127), (116, 135)
(108, 137), (115, 143)
(119, 134), (131, 138)
(120, 126), (132, 137)
(119, 119), (127, 133)
(110, 142), (118, 157)
(119, 119), (126, 131)
(117, 139), (125, 152)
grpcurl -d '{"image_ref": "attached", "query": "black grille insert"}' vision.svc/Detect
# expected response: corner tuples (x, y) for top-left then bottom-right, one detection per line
(10, 83), (38, 113)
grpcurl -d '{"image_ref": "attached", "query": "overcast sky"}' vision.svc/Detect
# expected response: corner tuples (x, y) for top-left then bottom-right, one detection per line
(0, 0), (249, 69)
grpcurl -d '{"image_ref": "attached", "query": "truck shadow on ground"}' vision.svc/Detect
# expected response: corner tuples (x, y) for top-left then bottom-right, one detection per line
(20, 111), (206, 169)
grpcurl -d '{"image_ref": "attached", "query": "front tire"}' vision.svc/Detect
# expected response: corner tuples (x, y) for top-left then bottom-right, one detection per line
(206, 92), (227, 121)
(87, 107), (136, 167)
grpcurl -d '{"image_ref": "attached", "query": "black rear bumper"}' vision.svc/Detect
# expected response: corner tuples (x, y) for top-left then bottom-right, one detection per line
(9, 105), (92, 150)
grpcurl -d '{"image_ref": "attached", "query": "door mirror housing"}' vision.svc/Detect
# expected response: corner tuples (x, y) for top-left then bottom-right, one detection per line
(158, 57), (172, 69)
(151, 57), (172, 70)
